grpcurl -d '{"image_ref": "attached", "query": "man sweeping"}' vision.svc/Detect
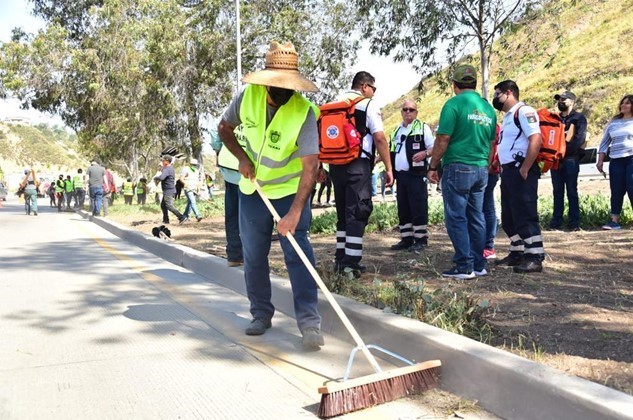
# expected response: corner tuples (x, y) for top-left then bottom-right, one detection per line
(217, 41), (323, 350)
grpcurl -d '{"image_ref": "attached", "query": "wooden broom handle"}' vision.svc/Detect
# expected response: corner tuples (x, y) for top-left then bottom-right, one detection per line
(252, 180), (382, 373)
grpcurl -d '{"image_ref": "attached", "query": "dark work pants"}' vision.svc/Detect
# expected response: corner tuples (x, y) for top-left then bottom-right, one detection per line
(329, 158), (373, 266)
(224, 181), (243, 262)
(161, 192), (183, 223)
(550, 158), (580, 228)
(395, 170), (428, 244)
(500, 164), (544, 260)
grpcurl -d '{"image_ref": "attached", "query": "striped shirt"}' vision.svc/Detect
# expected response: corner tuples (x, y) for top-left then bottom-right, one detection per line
(598, 117), (633, 158)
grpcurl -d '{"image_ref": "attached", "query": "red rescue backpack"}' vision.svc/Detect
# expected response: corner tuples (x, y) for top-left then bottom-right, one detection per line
(513, 107), (566, 173)
(317, 96), (369, 165)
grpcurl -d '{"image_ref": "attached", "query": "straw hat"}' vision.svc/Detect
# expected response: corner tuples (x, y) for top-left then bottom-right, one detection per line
(241, 41), (319, 93)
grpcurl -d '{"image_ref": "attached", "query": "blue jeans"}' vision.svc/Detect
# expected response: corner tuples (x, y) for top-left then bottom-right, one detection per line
(371, 172), (378, 196)
(89, 185), (103, 216)
(441, 163), (488, 272)
(224, 181), (242, 262)
(183, 190), (200, 218)
(550, 158), (580, 228)
(239, 191), (320, 332)
(483, 173), (499, 249)
(25, 189), (38, 213)
(609, 156), (633, 216)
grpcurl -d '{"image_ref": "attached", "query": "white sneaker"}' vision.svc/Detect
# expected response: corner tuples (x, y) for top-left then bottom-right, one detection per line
(474, 268), (488, 277)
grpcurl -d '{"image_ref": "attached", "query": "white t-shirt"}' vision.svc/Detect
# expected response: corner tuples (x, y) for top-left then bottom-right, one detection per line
(393, 121), (435, 172)
(498, 102), (541, 165)
(339, 90), (384, 159)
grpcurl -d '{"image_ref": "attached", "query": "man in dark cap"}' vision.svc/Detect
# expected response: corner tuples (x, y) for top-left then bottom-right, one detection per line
(153, 155), (186, 224)
(549, 91), (587, 231)
(428, 64), (497, 279)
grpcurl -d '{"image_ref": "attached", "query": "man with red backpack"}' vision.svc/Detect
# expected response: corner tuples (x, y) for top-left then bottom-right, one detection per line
(493, 80), (545, 273)
(328, 71), (393, 277)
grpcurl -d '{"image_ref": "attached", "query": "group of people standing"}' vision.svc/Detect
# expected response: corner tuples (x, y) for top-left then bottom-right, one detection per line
(189, 41), (633, 353)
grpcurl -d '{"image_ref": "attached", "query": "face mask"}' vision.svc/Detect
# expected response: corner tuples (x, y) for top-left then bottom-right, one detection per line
(492, 96), (505, 111)
(268, 87), (294, 106)
(557, 102), (569, 112)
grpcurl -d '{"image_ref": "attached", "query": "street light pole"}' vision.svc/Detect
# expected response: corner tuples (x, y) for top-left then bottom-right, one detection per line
(236, 0), (242, 93)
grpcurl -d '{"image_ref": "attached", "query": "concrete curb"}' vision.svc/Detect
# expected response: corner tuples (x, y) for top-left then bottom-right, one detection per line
(83, 212), (633, 420)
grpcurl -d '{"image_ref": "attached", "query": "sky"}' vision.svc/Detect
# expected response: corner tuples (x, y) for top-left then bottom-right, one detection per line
(0, 0), (421, 127)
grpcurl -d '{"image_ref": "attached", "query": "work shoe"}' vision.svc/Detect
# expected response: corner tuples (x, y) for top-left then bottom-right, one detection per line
(513, 260), (543, 274)
(408, 241), (427, 252)
(227, 259), (243, 267)
(33, 211), (38, 216)
(390, 239), (413, 250)
(196, 217), (203, 222)
(474, 268), (488, 277)
(302, 328), (324, 351)
(178, 216), (189, 225)
(602, 220), (621, 230)
(245, 318), (272, 336)
(495, 254), (524, 267)
(441, 267), (475, 280)
(483, 248), (497, 260)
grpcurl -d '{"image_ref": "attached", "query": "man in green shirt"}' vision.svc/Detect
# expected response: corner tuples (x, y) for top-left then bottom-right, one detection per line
(428, 64), (497, 279)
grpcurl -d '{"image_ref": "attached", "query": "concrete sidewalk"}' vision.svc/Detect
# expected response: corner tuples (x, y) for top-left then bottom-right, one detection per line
(85, 209), (633, 420)
(0, 200), (478, 419)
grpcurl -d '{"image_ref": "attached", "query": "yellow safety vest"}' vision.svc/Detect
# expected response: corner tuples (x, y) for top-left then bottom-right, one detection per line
(73, 175), (84, 189)
(55, 179), (64, 193)
(238, 84), (318, 199)
(136, 183), (145, 194)
(123, 181), (134, 195)
(64, 179), (74, 192)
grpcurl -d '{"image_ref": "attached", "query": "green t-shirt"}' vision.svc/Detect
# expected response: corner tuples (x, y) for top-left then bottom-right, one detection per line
(436, 90), (496, 167)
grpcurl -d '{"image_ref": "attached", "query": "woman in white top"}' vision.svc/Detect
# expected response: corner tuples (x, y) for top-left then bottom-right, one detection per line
(597, 94), (633, 229)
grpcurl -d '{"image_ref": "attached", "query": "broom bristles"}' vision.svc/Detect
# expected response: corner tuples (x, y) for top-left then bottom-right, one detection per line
(317, 360), (441, 418)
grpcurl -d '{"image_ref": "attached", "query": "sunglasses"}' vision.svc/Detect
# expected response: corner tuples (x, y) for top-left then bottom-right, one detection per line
(401, 108), (417, 112)
(366, 84), (376, 93)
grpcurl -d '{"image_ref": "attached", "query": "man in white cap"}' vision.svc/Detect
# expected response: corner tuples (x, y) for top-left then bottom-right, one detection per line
(179, 157), (203, 222)
(217, 41), (323, 350)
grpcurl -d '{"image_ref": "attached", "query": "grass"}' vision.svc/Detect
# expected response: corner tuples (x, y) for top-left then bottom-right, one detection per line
(106, 196), (225, 219)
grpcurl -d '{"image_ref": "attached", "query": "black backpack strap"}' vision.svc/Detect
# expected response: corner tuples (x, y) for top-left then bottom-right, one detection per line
(509, 105), (524, 151)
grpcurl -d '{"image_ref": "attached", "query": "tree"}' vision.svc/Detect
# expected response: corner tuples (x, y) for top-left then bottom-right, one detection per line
(2, 0), (360, 175)
(355, 0), (534, 100)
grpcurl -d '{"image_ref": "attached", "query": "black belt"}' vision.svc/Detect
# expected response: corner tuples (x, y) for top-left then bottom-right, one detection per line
(501, 162), (520, 169)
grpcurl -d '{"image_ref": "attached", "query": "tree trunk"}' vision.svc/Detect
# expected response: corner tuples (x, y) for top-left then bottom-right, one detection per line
(479, 42), (490, 102)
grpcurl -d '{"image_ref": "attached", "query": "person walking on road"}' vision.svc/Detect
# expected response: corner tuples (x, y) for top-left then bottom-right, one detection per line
(154, 155), (186, 225)
(428, 64), (497, 279)
(217, 41), (324, 350)
(73, 168), (86, 209)
(20, 168), (40, 216)
(87, 159), (106, 217)
(63, 175), (75, 211)
(55, 174), (65, 212)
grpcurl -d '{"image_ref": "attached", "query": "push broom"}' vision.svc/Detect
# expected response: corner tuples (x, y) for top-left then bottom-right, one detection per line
(252, 180), (441, 418)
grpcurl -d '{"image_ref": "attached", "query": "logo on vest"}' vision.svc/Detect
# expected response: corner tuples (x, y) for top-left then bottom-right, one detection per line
(326, 125), (339, 139)
(270, 131), (281, 143)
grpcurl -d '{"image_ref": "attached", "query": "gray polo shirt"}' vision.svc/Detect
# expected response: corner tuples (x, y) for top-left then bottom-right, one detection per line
(87, 163), (105, 188)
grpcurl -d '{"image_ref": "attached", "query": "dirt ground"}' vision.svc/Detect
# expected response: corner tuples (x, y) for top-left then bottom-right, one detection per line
(109, 177), (633, 396)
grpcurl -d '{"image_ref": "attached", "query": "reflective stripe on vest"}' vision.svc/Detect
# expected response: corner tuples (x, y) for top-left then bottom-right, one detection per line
(123, 182), (134, 195)
(238, 84), (318, 199)
(73, 175), (84, 189)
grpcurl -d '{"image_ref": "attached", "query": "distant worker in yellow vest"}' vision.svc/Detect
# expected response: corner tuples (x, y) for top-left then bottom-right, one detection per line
(217, 41), (323, 350)
(55, 174), (65, 212)
(64, 175), (75, 211)
(122, 178), (134, 205)
(72, 168), (86, 209)
(136, 177), (148, 205)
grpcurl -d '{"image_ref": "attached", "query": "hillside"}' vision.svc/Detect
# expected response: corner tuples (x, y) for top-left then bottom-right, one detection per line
(0, 122), (88, 184)
(382, 0), (633, 146)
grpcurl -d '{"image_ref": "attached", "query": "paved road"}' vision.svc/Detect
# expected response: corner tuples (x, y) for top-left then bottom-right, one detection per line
(0, 197), (460, 420)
